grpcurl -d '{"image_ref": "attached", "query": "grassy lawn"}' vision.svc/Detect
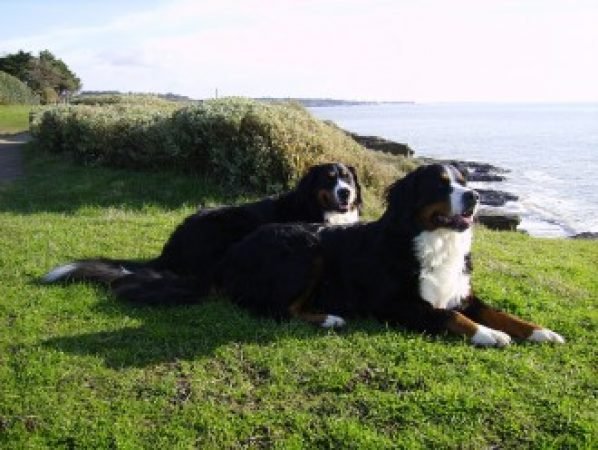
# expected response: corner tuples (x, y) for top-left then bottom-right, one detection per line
(0, 146), (596, 448)
(0, 105), (31, 135)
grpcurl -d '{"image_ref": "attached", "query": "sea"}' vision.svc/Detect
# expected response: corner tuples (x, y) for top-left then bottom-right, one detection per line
(310, 103), (598, 237)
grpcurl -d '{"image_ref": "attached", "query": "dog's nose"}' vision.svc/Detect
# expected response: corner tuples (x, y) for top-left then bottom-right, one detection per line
(463, 190), (480, 208)
(337, 188), (350, 201)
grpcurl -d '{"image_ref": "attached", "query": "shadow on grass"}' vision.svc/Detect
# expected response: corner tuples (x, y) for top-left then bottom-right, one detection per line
(42, 295), (387, 369)
(0, 145), (246, 214)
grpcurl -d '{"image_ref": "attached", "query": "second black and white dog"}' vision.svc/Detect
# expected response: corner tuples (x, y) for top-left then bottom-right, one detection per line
(42, 162), (362, 303)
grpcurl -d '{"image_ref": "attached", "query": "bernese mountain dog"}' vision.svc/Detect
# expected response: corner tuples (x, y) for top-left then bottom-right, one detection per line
(42, 162), (362, 302)
(217, 164), (565, 347)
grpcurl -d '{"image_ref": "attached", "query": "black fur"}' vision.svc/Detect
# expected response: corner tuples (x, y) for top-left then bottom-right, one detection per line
(42, 162), (362, 303)
(217, 164), (476, 333)
(153, 163), (360, 277)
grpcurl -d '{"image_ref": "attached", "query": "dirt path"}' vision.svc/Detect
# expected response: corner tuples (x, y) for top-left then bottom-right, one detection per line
(0, 133), (30, 182)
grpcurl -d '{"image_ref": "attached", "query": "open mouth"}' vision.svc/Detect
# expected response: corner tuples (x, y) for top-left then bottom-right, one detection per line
(336, 200), (350, 212)
(433, 211), (475, 231)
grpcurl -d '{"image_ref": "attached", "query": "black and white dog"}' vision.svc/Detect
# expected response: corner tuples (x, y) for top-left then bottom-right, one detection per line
(217, 164), (564, 347)
(42, 162), (362, 303)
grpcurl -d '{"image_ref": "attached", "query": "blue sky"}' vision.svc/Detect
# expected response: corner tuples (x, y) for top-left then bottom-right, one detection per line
(2, 0), (598, 101)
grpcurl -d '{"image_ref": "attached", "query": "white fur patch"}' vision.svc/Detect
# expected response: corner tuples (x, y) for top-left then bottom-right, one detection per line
(415, 228), (472, 310)
(445, 165), (479, 218)
(42, 263), (79, 283)
(528, 328), (565, 344)
(335, 179), (357, 205)
(324, 209), (359, 225)
(321, 315), (346, 328)
(471, 325), (512, 347)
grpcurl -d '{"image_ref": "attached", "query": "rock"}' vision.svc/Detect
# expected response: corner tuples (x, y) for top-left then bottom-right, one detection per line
(420, 158), (508, 181)
(457, 161), (508, 174)
(468, 173), (506, 182)
(459, 161), (507, 182)
(326, 122), (414, 157)
(571, 232), (598, 240)
(347, 133), (414, 157)
(476, 212), (521, 231)
(476, 189), (519, 207)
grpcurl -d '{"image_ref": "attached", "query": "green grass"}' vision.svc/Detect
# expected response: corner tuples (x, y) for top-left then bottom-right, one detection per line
(0, 146), (596, 448)
(0, 105), (31, 135)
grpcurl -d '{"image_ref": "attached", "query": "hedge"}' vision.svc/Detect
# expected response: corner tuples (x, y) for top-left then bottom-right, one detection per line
(70, 93), (183, 107)
(30, 97), (414, 193)
(0, 70), (39, 105)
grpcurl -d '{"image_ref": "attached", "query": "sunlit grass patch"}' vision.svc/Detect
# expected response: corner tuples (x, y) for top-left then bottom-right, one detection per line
(0, 105), (31, 135)
(0, 147), (595, 447)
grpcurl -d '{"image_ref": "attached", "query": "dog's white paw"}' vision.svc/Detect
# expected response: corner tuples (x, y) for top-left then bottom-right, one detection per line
(321, 315), (346, 329)
(528, 328), (565, 344)
(471, 325), (512, 347)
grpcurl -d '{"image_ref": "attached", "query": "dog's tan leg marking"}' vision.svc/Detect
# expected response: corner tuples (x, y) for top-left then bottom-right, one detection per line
(446, 311), (511, 347)
(477, 306), (565, 343)
(287, 256), (345, 328)
(445, 311), (479, 338)
(462, 299), (564, 344)
(475, 306), (542, 339)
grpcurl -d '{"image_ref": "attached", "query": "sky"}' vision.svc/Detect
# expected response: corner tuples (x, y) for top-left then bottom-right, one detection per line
(1, 0), (598, 102)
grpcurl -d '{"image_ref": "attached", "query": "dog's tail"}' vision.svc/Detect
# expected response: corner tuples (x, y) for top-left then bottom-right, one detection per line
(41, 258), (148, 285)
(41, 259), (209, 305)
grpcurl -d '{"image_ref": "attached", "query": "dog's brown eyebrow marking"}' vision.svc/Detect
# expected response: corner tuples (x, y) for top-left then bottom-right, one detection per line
(453, 169), (465, 183)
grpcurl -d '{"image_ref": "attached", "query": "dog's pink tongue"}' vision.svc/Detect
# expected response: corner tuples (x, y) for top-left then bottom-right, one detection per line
(437, 214), (473, 231)
(453, 214), (473, 230)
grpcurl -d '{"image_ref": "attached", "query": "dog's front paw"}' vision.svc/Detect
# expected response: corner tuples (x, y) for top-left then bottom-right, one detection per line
(471, 325), (512, 347)
(528, 328), (565, 344)
(321, 315), (346, 329)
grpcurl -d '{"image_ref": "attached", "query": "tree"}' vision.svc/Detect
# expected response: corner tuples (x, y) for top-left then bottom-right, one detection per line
(37, 50), (81, 93)
(0, 50), (32, 81)
(0, 49), (81, 103)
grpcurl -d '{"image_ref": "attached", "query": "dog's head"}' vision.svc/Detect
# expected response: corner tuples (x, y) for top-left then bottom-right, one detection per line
(297, 162), (362, 223)
(386, 164), (479, 232)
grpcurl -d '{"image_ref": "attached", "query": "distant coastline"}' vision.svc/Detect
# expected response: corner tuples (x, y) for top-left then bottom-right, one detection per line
(77, 91), (415, 108)
(256, 98), (415, 107)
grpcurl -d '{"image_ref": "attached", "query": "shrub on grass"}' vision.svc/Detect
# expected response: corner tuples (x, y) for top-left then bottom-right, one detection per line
(32, 104), (179, 168)
(71, 93), (182, 107)
(30, 97), (415, 194)
(0, 70), (39, 105)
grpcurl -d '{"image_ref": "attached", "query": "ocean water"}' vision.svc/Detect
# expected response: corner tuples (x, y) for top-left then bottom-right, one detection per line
(310, 103), (598, 237)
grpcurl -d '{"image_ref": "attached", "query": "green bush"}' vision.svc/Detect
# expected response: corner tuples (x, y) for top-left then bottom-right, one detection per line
(31, 104), (179, 169)
(30, 97), (415, 194)
(0, 70), (39, 105)
(71, 93), (182, 107)
(40, 86), (59, 104)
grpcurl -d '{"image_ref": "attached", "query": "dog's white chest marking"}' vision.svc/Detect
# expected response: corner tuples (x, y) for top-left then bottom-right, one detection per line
(324, 209), (359, 225)
(414, 229), (472, 310)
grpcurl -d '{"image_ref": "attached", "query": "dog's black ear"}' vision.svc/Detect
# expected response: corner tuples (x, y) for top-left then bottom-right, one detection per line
(347, 165), (363, 211)
(296, 165), (320, 196)
(384, 167), (421, 227)
(294, 164), (324, 215)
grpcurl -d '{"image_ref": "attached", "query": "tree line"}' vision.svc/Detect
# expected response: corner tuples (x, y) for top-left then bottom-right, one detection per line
(0, 50), (81, 104)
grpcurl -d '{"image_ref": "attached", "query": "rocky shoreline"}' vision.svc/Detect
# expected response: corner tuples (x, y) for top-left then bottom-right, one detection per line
(344, 131), (521, 231)
(344, 128), (598, 237)
(343, 128), (523, 231)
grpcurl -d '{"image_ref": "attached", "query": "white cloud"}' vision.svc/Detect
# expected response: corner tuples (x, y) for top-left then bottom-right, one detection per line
(3, 0), (598, 101)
